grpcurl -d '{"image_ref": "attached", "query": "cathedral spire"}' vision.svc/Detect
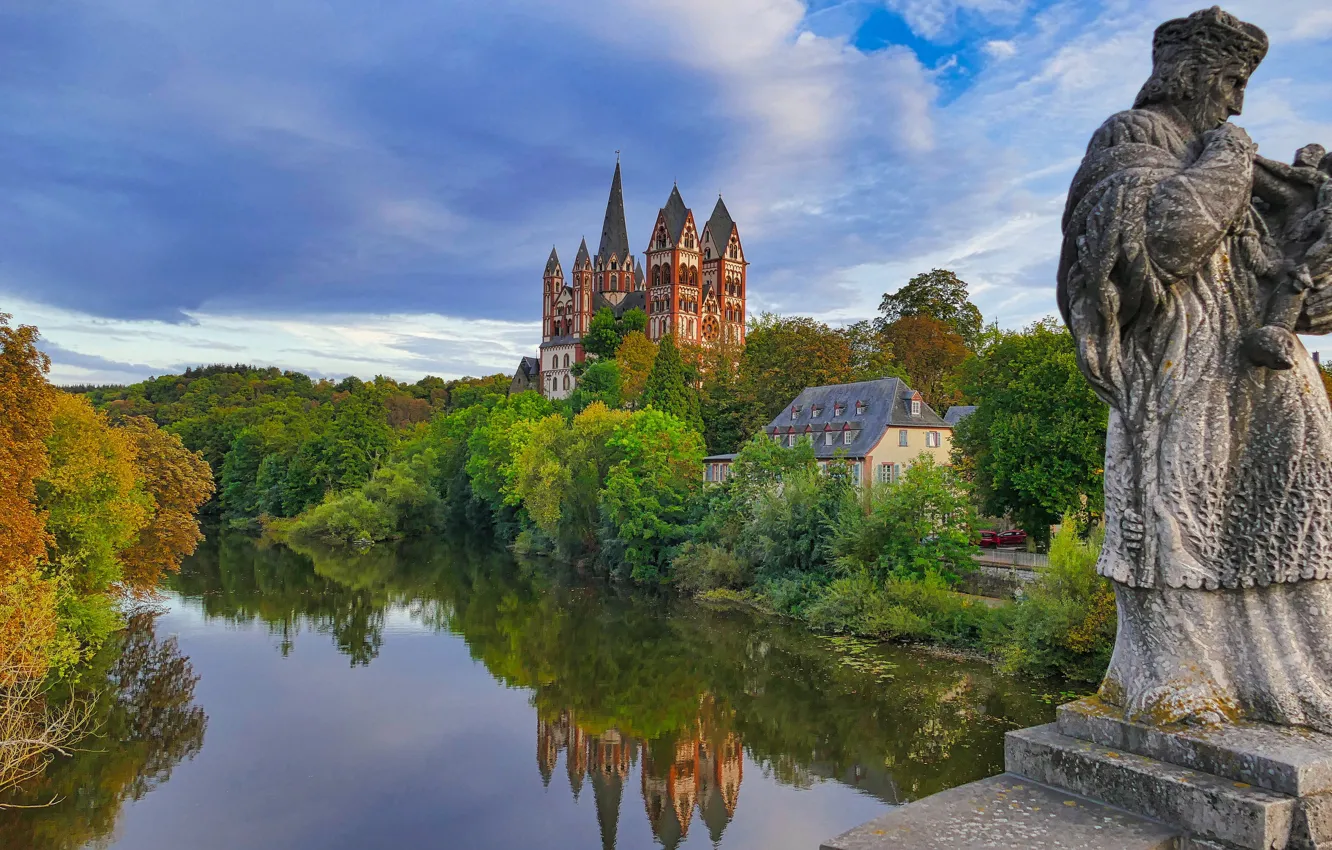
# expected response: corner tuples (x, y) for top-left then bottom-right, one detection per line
(596, 161), (631, 265)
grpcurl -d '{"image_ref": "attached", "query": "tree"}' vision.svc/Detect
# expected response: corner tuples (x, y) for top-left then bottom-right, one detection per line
(842, 320), (903, 382)
(117, 417), (216, 594)
(881, 315), (970, 410)
(582, 308), (622, 359)
(0, 315), (60, 678)
(0, 315), (55, 585)
(877, 269), (984, 349)
(600, 409), (705, 582)
(642, 334), (703, 432)
(952, 319), (1107, 547)
(568, 359), (622, 412)
(697, 339), (747, 453)
(615, 332), (657, 407)
(38, 393), (154, 659)
(619, 307), (647, 336)
(737, 314), (858, 438)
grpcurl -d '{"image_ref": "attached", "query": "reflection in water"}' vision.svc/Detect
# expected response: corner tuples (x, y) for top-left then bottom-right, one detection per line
(0, 613), (207, 850)
(8, 532), (1057, 850)
(538, 699), (744, 849)
(172, 533), (1053, 809)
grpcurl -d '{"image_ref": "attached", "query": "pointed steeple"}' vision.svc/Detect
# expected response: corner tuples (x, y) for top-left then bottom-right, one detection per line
(575, 237), (591, 269)
(596, 162), (631, 265)
(705, 196), (735, 250)
(544, 246), (563, 277)
(662, 185), (689, 244)
(591, 764), (623, 850)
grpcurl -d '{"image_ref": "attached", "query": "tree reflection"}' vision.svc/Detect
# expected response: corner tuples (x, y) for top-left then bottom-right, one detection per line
(0, 612), (207, 849)
(168, 532), (1056, 842)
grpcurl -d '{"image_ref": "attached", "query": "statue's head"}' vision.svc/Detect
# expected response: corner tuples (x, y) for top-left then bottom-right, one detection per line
(1134, 7), (1268, 134)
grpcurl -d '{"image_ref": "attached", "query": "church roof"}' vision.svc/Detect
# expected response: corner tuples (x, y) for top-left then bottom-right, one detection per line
(634, 264), (644, 288)
(592, 290), (646, 317)
(575, 237), (591, 269)
(515, 356), (540, 380)
(545, 246), (563, 277)
(662, 185), (689, 244)
(705, 196), (735, 249)
(597, 162), (631, 264)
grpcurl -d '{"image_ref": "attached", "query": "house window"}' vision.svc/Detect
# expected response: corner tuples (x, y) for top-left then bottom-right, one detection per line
(811, 406), (821, 418)
(855, 401), (866, 415)
(844, 429), (855, 445)
(851, 462), (861, 486)
(824, 431), (834, 446)
(911, 399), (921, 416)
(899, 430), (909, 447)
(877, 463), (893, 484)
(833, 403), (845, 417)
(787, 434), (796, 448)
(926, 431), (941, 448)
(791, 406), (802, 419)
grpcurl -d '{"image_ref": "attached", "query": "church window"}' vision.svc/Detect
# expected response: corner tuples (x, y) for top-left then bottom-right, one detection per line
(652, 266), (660, 286)
(563, 354), (569, 368)
(563, 375), (570, 390)
(705, 248), (711, 259)
(610, 274), (618, 291)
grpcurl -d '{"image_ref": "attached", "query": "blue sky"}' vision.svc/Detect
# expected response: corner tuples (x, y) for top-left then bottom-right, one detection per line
(4, 0), (1332, 384)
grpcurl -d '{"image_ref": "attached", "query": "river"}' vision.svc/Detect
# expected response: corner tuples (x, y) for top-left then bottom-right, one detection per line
(2, 533), (1061, 850)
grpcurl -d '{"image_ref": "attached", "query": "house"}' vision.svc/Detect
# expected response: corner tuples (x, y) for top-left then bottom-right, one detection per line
(763, 377), (954, 485)
(703, 453), (737, 484)
(943, 405), (977, 427)
(510, 356), (541, 395)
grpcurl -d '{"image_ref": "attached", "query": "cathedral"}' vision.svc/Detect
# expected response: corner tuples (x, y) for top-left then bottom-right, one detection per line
(514, 162), (748, 400)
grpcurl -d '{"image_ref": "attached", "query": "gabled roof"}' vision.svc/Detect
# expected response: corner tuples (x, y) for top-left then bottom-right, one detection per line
(662, 185), (689, 244)
(592, 290), (646, 317)
(634, 264), (644, 289)
(515, 356), (540, 379)
(764, 377), (950, 458)
(704, 196), (735, 251)
(545, 246), (563, 277)
(574, 237), (591, 269)
(596, 162), (631, 265)
(944, 405), (977, 426)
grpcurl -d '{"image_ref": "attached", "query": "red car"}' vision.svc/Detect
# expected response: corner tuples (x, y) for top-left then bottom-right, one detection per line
(996, 529), (1027, 547)
(978, 531), (999, 547)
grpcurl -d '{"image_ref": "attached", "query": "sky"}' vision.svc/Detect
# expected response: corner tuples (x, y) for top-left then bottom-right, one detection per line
(3, 0), (1332, 385)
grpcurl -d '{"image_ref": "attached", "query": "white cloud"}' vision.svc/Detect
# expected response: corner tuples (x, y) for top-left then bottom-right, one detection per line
(883, 0), (1029, 41)
(7, 297), (537, 385)
(983, 39), (1018, 60)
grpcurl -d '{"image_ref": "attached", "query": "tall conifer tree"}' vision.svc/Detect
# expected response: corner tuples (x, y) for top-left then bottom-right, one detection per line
(642, 334), (702, 432)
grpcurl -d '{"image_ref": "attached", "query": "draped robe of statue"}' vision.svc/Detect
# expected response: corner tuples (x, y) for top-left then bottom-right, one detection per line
(1058, 106), (1332, 730)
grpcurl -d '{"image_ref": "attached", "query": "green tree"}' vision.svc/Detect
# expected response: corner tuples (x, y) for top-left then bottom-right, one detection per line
(952, 319), (1107, 547)
(600, 409), (705, 582)
(876, 269), (984, 349)
(569, 359), (622, 412)
(881, 315), (971, 410)
(736, 315), (858, 439)
(615, 331), (657, 408)
(642, 335), (702, 432)
(582, 308), (622, 359)
(618, 307), (647, 336)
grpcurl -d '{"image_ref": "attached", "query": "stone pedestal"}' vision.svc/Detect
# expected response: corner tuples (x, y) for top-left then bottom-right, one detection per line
(821, 698), (1332, 849)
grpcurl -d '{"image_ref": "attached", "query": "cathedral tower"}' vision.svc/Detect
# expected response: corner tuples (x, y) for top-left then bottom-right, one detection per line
(646, 186), (703, 344)
(573, 237), (593, 336)
(593, 161), (639, 304)
(542, 247), (565, 341)
(701, 196), (746, 346)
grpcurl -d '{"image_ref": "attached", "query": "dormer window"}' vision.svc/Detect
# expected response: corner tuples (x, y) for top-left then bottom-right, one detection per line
(811, 405), (822, 419)
(855, 401), (866, 416)
(791, 405), (802, 419)
(833, 403), (845, 417)
(911, 400), (921, 416)
(844, 429), (856, 445)
(824, 431), (834, 446)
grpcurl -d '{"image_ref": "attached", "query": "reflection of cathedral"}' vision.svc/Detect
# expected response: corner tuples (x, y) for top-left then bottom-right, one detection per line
(536, 701), (743, 849)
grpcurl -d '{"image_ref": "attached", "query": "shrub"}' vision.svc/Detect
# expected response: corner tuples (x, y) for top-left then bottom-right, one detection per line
(672, 542), (749, 594)
(993, 517), (1114, 682)
(288, 490), (396, 546)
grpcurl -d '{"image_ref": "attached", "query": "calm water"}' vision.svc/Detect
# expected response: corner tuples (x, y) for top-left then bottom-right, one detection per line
(2, 534), (1059, 850)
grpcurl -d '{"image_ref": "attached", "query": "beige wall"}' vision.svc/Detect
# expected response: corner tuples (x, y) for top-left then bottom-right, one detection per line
(864, 425), (953, 482)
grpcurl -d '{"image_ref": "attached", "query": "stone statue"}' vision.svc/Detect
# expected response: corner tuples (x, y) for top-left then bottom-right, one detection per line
(1057, 7), (1332, 730)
